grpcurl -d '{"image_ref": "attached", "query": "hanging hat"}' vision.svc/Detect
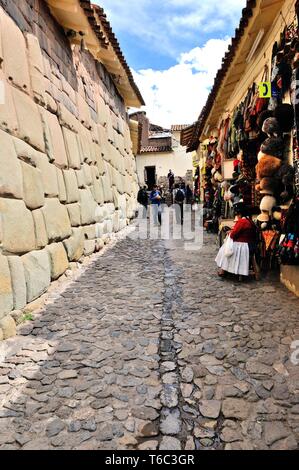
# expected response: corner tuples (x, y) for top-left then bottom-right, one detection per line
(258, 177), (280, 195)
(257, 210), (270, 223)
(256, 155), (282, 179)
(260, 195), (277, 213)
(257, 110), (274, 130)
(262, 117), (281, 137)
(260, 137), (284, 159)
(273, 104), (294, 133)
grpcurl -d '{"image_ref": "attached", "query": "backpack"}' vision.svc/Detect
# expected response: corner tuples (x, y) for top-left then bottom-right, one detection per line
(175, 189), (185, 202)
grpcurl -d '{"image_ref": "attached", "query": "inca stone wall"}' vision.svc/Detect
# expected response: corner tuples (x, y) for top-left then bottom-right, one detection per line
(0, 0), (139, 337)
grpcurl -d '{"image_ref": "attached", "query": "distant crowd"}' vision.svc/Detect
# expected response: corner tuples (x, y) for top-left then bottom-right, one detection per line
(137, 170), (194, 225)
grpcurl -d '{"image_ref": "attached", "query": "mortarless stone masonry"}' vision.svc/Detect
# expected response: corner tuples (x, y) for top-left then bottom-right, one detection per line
(0, 0), (141, 336)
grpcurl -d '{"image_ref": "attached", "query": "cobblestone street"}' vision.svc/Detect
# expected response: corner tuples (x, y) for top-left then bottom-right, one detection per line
(0, 231), (299, 450)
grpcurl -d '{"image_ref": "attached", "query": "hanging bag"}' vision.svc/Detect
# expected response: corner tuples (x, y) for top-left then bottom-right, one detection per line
(224, 235), (234, 258)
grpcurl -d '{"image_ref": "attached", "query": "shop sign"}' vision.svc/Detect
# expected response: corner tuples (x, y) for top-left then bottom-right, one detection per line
(258, 81), (271, 98)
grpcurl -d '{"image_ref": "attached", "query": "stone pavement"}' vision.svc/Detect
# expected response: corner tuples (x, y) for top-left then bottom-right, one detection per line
(0, 231), (299, 450)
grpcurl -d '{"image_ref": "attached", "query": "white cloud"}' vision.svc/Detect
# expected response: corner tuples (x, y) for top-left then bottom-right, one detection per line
(132, 38), (230, 127)
(96, 0), (246, 58)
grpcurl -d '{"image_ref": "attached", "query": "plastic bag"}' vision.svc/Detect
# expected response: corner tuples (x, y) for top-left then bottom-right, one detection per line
(224, 235), (234, 258)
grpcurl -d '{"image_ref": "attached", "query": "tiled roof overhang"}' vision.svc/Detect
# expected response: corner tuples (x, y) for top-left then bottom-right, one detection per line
(45, 0), (145, 107)
(171, 124), (190, 132)
(180, 120), (202, 152)
(141, 146), (173, 153)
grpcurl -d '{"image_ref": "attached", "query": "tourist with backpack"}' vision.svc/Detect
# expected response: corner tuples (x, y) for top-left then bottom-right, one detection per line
(174, 183), (185, 225)
(150, 185), (162, 225)
(137, 186), (149, 218)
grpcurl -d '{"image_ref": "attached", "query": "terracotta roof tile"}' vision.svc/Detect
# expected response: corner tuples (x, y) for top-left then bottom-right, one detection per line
(141, 145), (173, 153)
(171, 124), (190, 132)
(91, 3), (145, 106)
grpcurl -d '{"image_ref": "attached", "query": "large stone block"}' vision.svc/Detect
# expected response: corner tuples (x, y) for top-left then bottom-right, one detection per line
(75, 169), (86, 189)
(31, 152), (59, 197)
(25, 33), (44, 74)
(0, 315), (16, 339)
(8, 256), (26, 310)
(58, 103), (78, 133)
(30, 66), (47, 106)
(46, 242), (69, 280)
(63, 169), (79, 203)
(101, 175), (113, 203)
(21, 161), (45, 210)
(66, 203), (81, 227)
(112, 211), (120, 232)
(63, 127), (81, 169)
(113, 187), (121, 209)
(76, 93), (92, 130)
(82, 163), (93, 186)
(0, 254), (13, 320)
(12, 87), (45, 152)
(32, 208), (48, 249)
(63, 228), (84, 261)
(91, 179), (104, 205)
(78, 126), (92, 164)
(0, 9), (31, 91)
(0, 198), (36, 254)
(0, 130), (23, 199)
(40, 108), (68, 168)
(26, 33), (46, 106)
(41, 198), (72, 242)
(95, 223), (104, 238)
(0, 76), (19, 134)
(22, 249), (51, 303)
(79, 188), (97, 225)
(56, 168), (67, 203)
(84, 240), (96, 256)
(95, 206), (105, 223)
(83, 225), (96, 240)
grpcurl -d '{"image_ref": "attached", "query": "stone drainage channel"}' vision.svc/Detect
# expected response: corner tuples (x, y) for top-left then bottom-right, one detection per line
(136, 245), (226, 450)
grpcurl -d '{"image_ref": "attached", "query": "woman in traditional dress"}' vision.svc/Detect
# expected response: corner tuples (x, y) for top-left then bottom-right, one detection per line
(215, 202), (257, 278)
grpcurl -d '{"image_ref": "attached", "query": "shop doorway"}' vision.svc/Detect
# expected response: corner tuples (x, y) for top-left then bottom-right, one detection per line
(145, 166), (156, 190)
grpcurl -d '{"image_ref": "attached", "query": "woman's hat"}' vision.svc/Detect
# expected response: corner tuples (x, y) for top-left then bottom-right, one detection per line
(233, 202), (249, 216)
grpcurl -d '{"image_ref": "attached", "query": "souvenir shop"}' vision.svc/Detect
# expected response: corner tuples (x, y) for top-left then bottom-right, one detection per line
(200, 1), (299, 290)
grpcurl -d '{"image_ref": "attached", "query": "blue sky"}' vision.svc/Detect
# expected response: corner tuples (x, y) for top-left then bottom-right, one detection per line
(94, 0), (246, 126)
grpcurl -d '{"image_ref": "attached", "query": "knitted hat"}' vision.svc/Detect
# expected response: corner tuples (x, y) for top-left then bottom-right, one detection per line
(273, 104), (294, 133)
(257, 110), (274, 130)
(256, 155), (282, 179)
(260, 137), (284, 159)
(257, 177), (280, 195)
(262, 118), (281, 137)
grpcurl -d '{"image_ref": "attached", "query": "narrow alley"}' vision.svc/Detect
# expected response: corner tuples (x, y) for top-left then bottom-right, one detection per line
(0, 231), (299, 451)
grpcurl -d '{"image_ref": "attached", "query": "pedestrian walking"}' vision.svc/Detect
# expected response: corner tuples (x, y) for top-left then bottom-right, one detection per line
(174, 183), (185, 225)
(150, 185), (162, 225)
(137, 186), (149, 218)
(186, 184), (193, 204)
(167, 170), (175, 191)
